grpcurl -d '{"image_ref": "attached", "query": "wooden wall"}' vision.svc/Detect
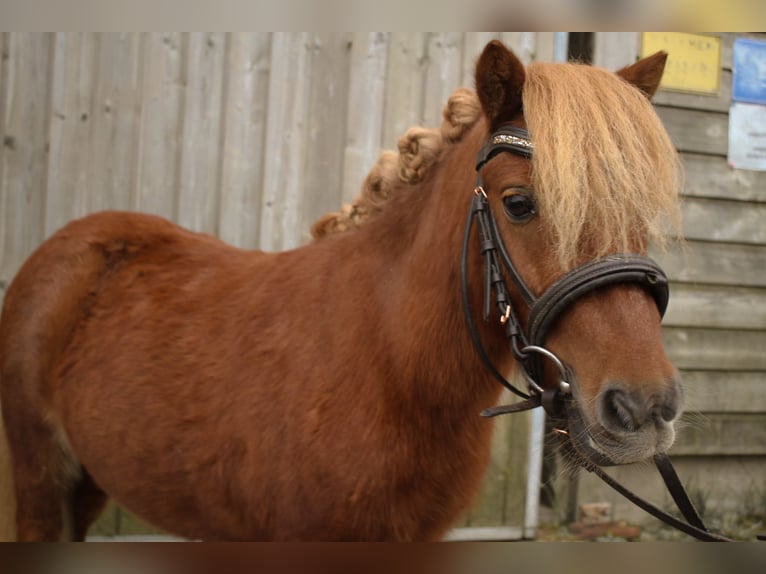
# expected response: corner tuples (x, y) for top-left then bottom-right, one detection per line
(572, 32), (766, 533)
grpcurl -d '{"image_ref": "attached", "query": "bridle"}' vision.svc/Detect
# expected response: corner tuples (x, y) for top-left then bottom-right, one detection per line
(461, 125), (738, 542)
(461, 125), (670, 419)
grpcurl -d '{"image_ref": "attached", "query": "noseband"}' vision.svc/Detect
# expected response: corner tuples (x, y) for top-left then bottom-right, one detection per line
(461, 125), (669, 417)
(461, 125), (740, 542)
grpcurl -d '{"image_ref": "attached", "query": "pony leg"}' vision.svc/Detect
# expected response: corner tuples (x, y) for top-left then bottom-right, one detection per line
(72, 470), (108, 541)
(2, 406), (80, 541)
(0, 412), (17, 541)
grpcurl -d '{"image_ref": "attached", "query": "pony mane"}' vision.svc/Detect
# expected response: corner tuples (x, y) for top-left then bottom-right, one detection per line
(310, 88), (481, 239)
(312, 63), (682, 271)
(523, 61), (683, 269)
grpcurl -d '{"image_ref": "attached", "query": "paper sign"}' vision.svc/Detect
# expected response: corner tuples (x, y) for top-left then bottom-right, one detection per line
(641, 32), (721, 94)
(732, 37), (766, 105)
(728, 102), (766, 171)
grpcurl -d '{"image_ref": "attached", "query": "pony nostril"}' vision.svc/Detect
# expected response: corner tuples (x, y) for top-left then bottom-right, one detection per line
(659, 404), (677, 422)
(600, 388), (645, 433)
(599, 380), (683, 433)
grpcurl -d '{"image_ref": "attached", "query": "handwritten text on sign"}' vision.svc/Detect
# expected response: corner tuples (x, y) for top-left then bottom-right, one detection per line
(641, 33), (721, 94)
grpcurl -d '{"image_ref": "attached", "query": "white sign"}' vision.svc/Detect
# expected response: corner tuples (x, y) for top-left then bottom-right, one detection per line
(728, 102), (766, 171)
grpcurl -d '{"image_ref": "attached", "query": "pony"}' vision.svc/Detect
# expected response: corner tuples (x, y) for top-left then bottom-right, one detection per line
(0, 40), (682, 541)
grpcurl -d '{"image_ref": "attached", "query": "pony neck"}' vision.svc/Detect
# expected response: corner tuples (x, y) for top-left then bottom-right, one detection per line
(347, 124), (511, 415)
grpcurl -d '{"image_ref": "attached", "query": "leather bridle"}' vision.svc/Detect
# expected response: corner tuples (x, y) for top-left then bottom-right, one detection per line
(462, 125), (671, 419)
(461, 125), (737, 542)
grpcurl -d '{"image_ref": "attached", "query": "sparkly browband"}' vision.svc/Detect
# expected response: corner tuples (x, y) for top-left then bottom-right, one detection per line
(476, 126), (533, 171)
(491, 133), (533, 152)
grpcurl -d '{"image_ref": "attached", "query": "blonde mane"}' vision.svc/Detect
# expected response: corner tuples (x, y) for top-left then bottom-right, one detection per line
(312, 63), (682, 270)
(523, 62), (682, 268)
(310, 88), (481, 239)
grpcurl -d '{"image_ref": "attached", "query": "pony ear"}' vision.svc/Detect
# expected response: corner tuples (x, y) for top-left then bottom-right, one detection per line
(475, 40), (526, 130)
(616, 51), (668, 99)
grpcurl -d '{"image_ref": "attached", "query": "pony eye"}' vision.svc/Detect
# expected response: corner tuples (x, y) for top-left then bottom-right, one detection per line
(502, 192), (536, 222)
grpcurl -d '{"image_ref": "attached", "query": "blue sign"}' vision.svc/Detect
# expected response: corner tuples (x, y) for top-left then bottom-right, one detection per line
(732, 37), (766, 105)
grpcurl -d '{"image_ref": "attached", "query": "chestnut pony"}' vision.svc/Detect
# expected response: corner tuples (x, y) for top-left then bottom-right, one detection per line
(0, 41), (682, 541)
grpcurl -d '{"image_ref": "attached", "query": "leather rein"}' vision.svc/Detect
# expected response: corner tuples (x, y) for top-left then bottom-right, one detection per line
(461, 125), (734, 542)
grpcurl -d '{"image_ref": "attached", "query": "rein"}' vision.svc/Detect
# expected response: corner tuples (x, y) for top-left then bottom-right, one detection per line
(462, 125), (735, 542)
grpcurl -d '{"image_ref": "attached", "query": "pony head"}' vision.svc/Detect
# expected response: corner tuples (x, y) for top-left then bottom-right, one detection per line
(474, 41), (683, 464)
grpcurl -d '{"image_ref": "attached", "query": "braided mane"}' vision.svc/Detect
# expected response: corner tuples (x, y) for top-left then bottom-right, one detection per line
(310, 88), (481, 239)
(312, 63), (682, 271)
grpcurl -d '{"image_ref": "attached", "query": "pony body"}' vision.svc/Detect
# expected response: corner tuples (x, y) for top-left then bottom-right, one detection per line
(0, 41), (681, 541)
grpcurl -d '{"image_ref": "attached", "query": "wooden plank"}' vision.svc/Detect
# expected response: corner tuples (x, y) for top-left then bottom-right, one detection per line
(592, 32), (639, 70)
(382, 33), (428, 150)
(653, 71), (732, 113)
(681, 371), (766, 413)
(652, 241), (766, 288)
(45, 33), (95, 236)
(422, 33), (463, 128)
(299, 32), (353, 244)
(0, 33), (51, 282)
(664, 283), (766, 330)
(500, 32), (537, 64)
(175, 32), (226, 235)
(0, 33), (10, 284)
(259, 32), (313, 251)
(84, 33), (142, 214)
(133, 32), (185, 220)
(531, 32), (556, 64)
(217, 33), (271, 250)
(446, 526), (523, 541)
(672, 413), (766, 456)
(0, 35), (9, 537)
(461, 33), (500, 88)
(663, 327), (766, 371)
(574, 455), (766, 526)
(655, 106), (728, 156)
(682, 152), (766, 203)
(464, 389), (530, 527)
(341, 32), (388, 205)
(681, 196), (766, 245)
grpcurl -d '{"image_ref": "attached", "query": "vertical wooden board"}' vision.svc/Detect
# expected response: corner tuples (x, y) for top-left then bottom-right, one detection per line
(133, 33), (185, 220)
(217, 33), (272, 249)
(381, 33), (428, 151)
(422, 32), (464, 128)
(463, 390), (531, 528)
(503, 410), (532, 524)
(84, 33), (142, 214)
(464, 394), (513, 526)
(299, 33), (353, 243)
(531, 32), (556, 63)
(500, 32), (537, 64)
(0, 33), (11, 283)
(175, 32), (226, 235)
(462, 33), (501, 88)
(593, 32), (640, 70)
(45, 33), (93, 236)
(0, 33), (51, 282)
(0, 24), (8, 522)
(341, 32), (388, 204)
(258, 32), (313, 251)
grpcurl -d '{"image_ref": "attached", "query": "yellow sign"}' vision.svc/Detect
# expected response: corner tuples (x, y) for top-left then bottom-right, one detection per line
(641, 32), (721, 94)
